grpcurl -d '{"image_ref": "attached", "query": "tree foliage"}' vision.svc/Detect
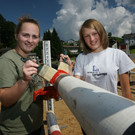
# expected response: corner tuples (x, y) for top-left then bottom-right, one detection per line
(0, 14), (16, 49)
(109, 36), (123, 44)
(32, 41), (43, 59)
(108, 32), (112, 37)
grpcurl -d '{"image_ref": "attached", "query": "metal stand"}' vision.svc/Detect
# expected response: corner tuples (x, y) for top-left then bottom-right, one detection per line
(43, 40), (54, 112)
(42, 41), (61, 135)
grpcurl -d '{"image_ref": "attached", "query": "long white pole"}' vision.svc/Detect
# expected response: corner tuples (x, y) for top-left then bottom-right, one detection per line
(54, 75), (135, 135)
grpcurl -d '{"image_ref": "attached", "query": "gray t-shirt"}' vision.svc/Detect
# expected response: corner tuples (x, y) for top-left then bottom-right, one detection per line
(0, 50), (44, 135)
(74, 48), (135, 94)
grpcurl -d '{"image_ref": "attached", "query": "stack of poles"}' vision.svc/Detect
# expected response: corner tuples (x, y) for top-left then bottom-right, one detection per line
(43, 41), (61, 135)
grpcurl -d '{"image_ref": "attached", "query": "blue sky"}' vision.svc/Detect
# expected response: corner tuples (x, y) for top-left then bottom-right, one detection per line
(0, 0), (61, 39)
(0, 0), (135, 41)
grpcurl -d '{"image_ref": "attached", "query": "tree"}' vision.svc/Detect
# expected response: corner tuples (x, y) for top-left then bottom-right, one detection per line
(43, 30), (52, 41)
(51, 28), (62, 59)
(32, 41), (43, 59)
(0, 14), (16, 49)
(108, 32), (112, 38)
(0, 14), (6, 48)
(3, 21), (16, 48)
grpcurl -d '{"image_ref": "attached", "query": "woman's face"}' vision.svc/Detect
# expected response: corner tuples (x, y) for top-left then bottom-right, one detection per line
(82, 27), (103, 53)
(15, 22), (40, 56)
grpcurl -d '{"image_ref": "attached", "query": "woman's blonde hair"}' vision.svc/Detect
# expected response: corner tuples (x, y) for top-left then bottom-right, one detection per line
(79, 19), (109, 54)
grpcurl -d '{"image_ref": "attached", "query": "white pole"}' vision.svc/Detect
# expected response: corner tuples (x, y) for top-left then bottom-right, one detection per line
(42, 40), (54, 112)
(42, 40), (61, 135)
(46, 111), (61, 135)
(55, 75), (135, 135)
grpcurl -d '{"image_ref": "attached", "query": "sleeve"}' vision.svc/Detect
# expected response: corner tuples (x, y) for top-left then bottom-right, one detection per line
(0, 58), (18, 88)
(118, 50), (135, 75)
(73, 53), (84, 76)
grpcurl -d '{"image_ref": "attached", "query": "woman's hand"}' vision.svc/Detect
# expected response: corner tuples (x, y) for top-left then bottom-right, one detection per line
(60, 54), (72, 66)
(22, 59), (39, 82)
(0, 59), (39, 107)
(59, 54), (73, 76)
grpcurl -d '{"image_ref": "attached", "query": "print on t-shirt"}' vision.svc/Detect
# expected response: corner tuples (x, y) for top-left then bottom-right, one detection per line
(87, 65), (107, 76)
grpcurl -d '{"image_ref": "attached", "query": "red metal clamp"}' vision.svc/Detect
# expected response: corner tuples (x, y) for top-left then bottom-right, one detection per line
(33, 86), (60, 101)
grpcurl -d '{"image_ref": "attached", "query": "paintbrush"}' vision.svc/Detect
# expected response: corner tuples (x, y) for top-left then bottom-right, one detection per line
(21, 58), (62, 83)
(38, 64), (57, 83)
(58, 61), (69, 73)
(57, 49), (69, 73)
(38, 64), (68, 84)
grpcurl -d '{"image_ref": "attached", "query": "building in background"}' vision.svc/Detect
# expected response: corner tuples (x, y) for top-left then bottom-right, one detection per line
(120, 33), (135, 58)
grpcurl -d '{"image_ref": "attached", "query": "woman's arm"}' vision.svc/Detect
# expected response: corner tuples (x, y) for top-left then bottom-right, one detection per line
(0, 79), (29, 107)
(0, 59), (39, 107)
(119, 72), (132, 100)
(59, 54), (84, 80)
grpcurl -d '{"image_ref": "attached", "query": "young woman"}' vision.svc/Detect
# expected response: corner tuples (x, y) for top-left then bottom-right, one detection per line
(60, 19), (135, 134)
(0, 16), (45, 135)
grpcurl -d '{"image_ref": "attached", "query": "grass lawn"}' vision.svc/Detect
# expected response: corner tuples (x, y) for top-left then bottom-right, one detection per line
(130, 49), (135, 54)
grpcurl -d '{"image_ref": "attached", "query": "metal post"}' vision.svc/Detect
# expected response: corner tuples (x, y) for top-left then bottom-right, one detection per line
(42, 40), (54, 112)
(46, 111), (61, 135)
(42, 40), (61, 135)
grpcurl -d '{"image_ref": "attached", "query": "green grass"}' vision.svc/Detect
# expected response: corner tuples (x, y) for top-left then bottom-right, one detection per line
(130, 49), (135, 54)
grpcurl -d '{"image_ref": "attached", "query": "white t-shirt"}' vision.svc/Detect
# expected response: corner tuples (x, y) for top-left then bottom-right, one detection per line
(73, 48), (135, 94)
